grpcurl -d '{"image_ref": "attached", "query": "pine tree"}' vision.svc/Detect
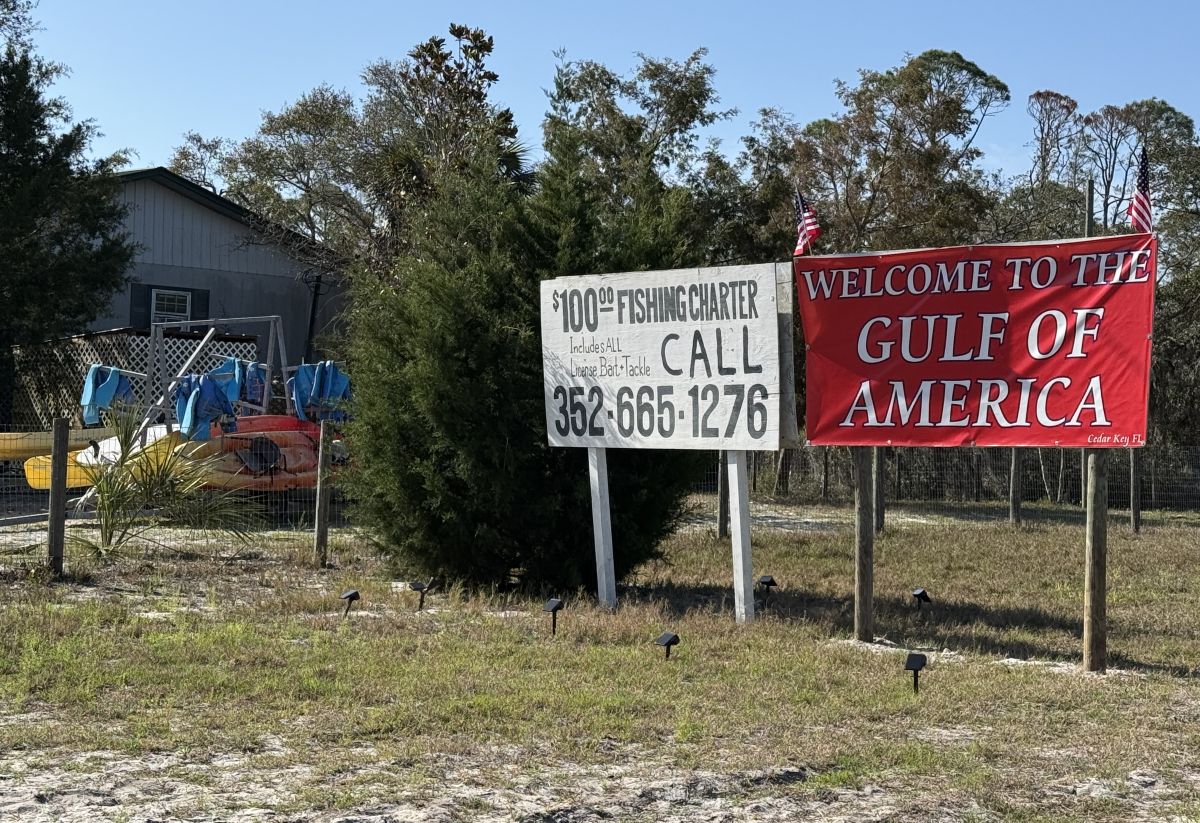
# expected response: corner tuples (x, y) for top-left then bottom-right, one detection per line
(345, 30), (701, 588)
(0, 7), (135, 420)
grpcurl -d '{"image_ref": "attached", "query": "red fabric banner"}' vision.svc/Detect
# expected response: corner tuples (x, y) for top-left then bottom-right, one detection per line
(794, 235), (1156, 447)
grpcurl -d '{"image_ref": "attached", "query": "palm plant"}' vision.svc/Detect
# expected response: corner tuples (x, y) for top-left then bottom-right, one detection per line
(71, 404), (261, 559)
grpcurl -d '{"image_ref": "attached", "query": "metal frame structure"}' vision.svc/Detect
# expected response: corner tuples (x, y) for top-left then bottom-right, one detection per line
(76, 315), (293, 510)
(149, 315), (293, 420)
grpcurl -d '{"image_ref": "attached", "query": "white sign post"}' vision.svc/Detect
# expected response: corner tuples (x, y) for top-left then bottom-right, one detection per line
(540, 264), (789, 622)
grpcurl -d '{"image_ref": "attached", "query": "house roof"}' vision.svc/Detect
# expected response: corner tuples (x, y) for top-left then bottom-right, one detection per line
(116, 167), (256, 226)
(115, 167), (332, 269)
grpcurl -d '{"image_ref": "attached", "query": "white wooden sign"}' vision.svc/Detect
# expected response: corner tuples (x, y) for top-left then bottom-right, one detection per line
(540, 265), (782, 451)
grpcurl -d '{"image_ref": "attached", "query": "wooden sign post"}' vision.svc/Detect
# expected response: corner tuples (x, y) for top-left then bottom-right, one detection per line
(727, 450), (755, 622)
(853, 446), (874, 641)
(794, 227), (1155, 664)
(1083, 448), (1108, 671)
(588, 446), (617, 609)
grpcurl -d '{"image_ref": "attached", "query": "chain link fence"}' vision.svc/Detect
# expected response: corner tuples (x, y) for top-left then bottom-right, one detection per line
(5, 330), (1197, 577)
(1, 330), (348, 577)
(1, 423), (348, 577)
(692, 442), (1200, 519)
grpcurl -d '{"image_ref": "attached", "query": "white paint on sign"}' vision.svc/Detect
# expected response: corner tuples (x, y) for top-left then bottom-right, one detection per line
(541, 264), (781, 451)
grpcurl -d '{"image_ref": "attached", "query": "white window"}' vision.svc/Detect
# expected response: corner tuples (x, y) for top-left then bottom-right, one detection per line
(151, 289), (191, 324)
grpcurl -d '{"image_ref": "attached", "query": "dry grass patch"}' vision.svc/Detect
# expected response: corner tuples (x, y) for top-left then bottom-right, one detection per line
(1, 507), (1200, 820)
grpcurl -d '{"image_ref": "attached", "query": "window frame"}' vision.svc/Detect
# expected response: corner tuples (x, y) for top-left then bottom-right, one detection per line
(150, 288), (192, 324)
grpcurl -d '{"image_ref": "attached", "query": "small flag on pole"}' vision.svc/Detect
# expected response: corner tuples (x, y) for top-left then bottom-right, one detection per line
(1128, 146), (1153, 233)
(793, 187), (822, 256)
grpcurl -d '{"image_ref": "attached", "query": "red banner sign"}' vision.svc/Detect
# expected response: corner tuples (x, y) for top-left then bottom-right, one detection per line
(795, 235), (1155, 447)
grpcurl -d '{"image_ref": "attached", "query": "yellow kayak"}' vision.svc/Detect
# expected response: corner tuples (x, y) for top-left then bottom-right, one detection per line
(23, 427), (177, 490)
(22, 421), (328, 492)
(0, 428), (116, 461)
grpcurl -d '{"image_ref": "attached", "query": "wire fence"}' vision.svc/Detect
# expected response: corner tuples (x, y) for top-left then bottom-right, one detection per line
(4, 327), (1198, 578)
(0, 325), (348, 577)
(0, 420), (347, 577)
(691, 443), (1200, 517)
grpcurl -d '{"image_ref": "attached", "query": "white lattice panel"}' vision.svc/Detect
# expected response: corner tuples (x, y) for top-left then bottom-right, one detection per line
(10, 330), (256, 428)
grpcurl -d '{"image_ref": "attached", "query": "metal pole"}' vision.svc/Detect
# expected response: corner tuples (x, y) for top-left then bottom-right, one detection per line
(313, 420), (332, 567)
(853, 446), (874, 641)
(47, 418), (69, 577)
(304, 272), (324, 363)
(264, 318), (278, 415)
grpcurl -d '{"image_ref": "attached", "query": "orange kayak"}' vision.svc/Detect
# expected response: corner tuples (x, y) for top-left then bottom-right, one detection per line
(182, 429), (327, 491)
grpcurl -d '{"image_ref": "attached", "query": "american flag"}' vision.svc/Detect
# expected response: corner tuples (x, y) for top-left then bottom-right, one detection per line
(793, 188), (822, 256)
(1128, 146), (1153, 233)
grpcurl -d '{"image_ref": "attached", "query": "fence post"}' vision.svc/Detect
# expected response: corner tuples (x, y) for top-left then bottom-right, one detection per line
(47, 417), (69, 577)
(313, 420), (332, 568)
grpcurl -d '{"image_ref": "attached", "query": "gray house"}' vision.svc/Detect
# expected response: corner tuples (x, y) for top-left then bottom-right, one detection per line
(91, 167), (339, 364)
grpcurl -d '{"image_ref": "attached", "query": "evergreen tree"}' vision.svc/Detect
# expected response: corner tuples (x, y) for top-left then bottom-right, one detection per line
(345, 33), (714, 587)
(0, 5), (135, 420)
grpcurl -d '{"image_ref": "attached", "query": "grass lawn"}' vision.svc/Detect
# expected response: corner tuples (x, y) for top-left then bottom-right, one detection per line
(2, 505), (1200, 821)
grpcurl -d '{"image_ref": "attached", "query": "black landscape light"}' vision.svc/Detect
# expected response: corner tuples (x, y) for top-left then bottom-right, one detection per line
(655, 631), (680, 660)
(410, 580), (428, 611)
(905, 652), (927, 694)
(543, 598), (564, 636)
(340, 589), (360, 618)
(757, 575), (778, 607)
(912, 588), (931, 610)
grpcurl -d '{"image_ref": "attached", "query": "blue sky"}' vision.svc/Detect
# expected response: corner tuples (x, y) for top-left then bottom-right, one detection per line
(32, 0), (1199, 176)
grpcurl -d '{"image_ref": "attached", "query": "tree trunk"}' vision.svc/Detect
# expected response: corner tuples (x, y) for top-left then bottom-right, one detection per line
(0, 332), (15, 425)
(1055, 448), (1066, 504)
(821, 447), (830, 503)
(1009, 447), (1023, 526)
(1150, 451), (1158, 509)
(1080, 449), (1089, 508)
(1038, 447), (1052, 501)
(974, 449), (982, 502)
(872, 447), (885, 535)
(774, 449), (792, 496)
(1130, 447), (1142, 533)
